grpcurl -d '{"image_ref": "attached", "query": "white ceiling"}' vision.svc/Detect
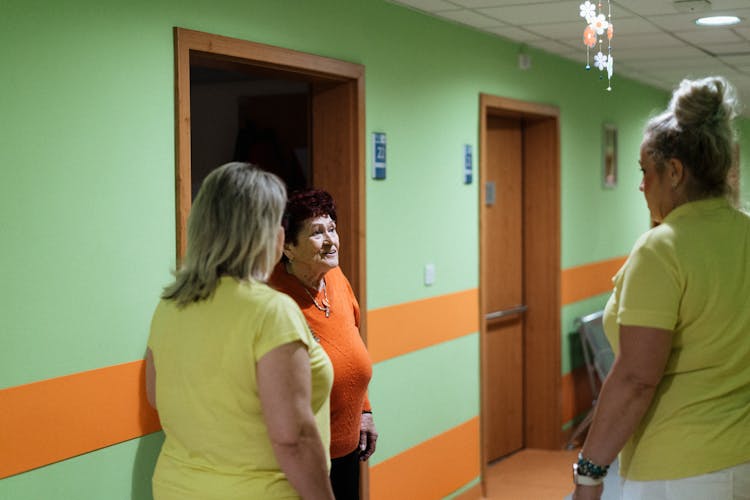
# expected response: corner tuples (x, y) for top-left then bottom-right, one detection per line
(389, 0), (750, 106)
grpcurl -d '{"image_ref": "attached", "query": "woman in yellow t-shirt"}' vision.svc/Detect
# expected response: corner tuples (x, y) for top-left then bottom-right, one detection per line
(573, 77), (750, 500)
(146, 163), (334, 500)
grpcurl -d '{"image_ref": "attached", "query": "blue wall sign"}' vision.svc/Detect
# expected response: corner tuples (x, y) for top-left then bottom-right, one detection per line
(372, 132), (386, 180)
(463, 144), (473, 184)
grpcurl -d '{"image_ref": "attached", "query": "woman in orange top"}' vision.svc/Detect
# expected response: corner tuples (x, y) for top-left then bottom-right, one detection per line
(268, 189), (377, 499)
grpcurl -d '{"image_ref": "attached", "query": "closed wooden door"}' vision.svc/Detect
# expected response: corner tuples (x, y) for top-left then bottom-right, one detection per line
(484, 115), (525, 462)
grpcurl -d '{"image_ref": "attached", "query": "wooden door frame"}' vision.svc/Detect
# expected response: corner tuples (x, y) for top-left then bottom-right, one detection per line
(479, 94), (561, 492)
(174, 27), (366, 306)
(174, 28), (369, 494)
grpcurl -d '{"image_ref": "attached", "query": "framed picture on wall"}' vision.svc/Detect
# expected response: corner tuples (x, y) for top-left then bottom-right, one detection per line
(602, 123), (617, 188)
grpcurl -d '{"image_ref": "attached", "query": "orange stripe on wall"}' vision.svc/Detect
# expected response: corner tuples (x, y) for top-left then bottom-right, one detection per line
(0, 290), (478, 479)
(367, 289), (479, 363)
(0, 360), (161, 479)
(366, 254), (625, 363)
(561, 256), (626, 305)
(454, 482), (482, 500)
(370, 417), (479, 500)
(0, 266), (617, 480)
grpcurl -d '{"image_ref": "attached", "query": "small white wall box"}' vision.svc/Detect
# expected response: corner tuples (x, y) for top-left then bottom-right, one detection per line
(424, 263), (436, 286)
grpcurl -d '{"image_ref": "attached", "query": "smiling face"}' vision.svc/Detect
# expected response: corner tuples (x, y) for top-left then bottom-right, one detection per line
(639, 141), (674, 223)
(284, 214), (339, 279)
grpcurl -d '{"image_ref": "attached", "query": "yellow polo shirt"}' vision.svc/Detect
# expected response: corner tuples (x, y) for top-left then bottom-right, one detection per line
(148, 277), (333, 499)
(604, 197), (750, 480)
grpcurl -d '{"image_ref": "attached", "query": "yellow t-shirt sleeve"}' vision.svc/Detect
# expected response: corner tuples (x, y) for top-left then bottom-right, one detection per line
(617, 235), (681, 331)
(253, 293), (314, 361)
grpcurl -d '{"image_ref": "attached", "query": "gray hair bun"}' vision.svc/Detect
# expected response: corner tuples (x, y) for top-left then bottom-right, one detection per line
(645, 76), (741, 199)
(669, 77), (739, 128)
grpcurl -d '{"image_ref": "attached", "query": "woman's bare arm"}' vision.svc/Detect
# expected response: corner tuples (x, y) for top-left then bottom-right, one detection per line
(574, 325), (672, 500)
(257, 342), (334, 500)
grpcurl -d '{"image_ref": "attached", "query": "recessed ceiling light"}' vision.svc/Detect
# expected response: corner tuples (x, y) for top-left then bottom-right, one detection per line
(695, 15), (741, 26)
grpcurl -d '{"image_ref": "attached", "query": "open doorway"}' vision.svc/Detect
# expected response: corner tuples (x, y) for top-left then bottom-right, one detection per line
(190, 58), (311, 198)
(479, 94), (562, 493)
(174, 27), (370, 498)
(174, 27), (366, 303)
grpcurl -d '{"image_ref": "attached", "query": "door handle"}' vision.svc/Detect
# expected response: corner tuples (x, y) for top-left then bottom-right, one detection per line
(485, 304), (527, 321)
(485, 181), (496, 206)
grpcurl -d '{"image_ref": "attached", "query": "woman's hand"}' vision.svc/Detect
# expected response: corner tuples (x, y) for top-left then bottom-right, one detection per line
(573, 484), (603, 500)
(358, 413), (378, 461)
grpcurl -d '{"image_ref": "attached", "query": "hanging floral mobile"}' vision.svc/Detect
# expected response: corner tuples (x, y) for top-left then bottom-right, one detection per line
(580, 0), (613, 91)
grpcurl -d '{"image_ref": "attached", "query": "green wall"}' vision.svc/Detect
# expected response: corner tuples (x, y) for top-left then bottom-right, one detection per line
(1, 0), (747, 498)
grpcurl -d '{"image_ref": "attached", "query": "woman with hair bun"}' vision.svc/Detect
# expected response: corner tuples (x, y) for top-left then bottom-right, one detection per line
(572, 77), (750, 500)
(269, 188), (376, 499)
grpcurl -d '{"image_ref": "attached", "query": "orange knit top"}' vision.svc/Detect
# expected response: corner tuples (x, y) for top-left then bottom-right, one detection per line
(269, 264), (372, 459)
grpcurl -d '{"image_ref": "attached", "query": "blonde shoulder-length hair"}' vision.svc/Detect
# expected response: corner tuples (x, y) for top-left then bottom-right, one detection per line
(162, 162), (287, 307)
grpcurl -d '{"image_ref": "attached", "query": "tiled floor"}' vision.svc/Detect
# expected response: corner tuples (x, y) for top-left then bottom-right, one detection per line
(455, 448), (622, 499)
(482, 448), (580, 500)
(458, 448), (622, 500)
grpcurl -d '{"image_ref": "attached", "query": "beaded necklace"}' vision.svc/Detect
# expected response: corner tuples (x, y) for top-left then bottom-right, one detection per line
(303, 279), (331, 318)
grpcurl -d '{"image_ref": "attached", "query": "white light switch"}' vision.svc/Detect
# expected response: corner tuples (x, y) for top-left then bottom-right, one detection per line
(424, 264), (436, 286)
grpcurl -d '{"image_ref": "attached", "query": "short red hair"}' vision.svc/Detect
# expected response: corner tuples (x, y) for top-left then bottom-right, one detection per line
(282, 189), (337, 247)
